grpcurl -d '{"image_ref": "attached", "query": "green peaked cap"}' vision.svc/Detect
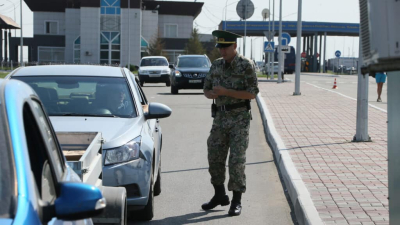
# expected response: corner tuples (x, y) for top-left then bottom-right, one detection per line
(212, 30), (242, 48)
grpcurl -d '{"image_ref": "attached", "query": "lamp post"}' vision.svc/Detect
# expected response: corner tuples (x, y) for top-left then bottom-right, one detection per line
(277, 0), (282, 83)
(224, 0), (229, 30)
(20, 0), (23, 66)
(128, 0), (130, 68)
(294, 0), (302, 95)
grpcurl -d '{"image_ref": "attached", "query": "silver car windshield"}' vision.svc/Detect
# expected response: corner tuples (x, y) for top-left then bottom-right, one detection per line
(177, 57), (210, 68)
(140, 58), (168, 67)
(13, 76), (137, 118)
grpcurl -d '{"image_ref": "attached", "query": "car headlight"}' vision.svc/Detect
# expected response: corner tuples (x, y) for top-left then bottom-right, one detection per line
(139, 69), (148, 74)
(175, 71), (182, 77)
(104, 136), (141, 165)
(162, 69), (170, 74)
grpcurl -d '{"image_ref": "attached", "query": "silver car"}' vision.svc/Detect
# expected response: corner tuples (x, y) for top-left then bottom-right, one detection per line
(9, 65), (172, 221)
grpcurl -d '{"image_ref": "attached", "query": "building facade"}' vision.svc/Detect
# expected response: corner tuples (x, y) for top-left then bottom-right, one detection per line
(9, 0), (204, 66)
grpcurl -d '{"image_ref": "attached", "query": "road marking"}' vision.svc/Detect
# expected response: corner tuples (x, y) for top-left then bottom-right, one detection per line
(305, 82), (387, 113)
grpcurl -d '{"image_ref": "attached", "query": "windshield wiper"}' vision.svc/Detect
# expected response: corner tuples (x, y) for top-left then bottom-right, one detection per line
(58, 113), (119, 118)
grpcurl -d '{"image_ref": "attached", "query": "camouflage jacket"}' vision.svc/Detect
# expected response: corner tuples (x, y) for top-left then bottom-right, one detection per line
(203, 52), (259, 107)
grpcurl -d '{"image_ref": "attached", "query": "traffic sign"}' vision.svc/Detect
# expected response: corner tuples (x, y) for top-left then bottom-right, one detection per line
(264, 41), (275, 52)
(263, 31), (275, 42)
(279, 45), (290, 53)
(335, 50), (341, 58)
(236, 0), (255, 20)
(281, 38), (288, 46)
(281, 32), (291, 45)
(301, 52), (306, 58)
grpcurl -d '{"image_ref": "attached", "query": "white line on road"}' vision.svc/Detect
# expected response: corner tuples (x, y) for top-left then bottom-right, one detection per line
(305, 82), (387, 113)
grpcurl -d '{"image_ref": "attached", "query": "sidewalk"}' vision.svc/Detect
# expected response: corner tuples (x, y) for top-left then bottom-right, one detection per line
(256, 79), (388, 225)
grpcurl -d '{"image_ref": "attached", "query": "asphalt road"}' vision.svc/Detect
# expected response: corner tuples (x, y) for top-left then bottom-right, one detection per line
(286, 73), (387, 111)
(130, 84), (296, 225)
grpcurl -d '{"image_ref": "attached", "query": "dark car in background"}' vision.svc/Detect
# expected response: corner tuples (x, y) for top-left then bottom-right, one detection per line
(169, 55), (211, 94)
(274, 46), (296, 74)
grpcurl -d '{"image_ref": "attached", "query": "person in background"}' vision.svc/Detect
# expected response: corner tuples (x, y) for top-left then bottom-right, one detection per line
(375, 72), (387, 102)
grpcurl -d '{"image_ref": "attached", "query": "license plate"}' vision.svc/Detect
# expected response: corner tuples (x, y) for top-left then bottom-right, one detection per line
(149, 74), (161, 77)
(189, 80), (202, 83)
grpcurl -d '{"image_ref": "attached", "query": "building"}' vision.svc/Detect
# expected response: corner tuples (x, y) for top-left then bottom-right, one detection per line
(9, 0), (204, 66)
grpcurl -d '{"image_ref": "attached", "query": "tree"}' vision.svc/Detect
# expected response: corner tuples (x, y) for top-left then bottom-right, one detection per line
(207, 47), (221, 62)
(148, 36), (166, 57)
(185, 28), (206, 54)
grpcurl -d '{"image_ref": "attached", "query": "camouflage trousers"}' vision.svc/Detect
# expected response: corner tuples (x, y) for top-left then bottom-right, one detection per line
(207, 110), (251, 193)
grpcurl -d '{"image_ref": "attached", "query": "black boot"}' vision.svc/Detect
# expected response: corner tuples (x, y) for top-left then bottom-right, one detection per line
(201, 185), (230, 210)
(228, 191), (242, 216)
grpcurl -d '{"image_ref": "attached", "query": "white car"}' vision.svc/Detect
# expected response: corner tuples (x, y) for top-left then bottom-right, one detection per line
(9, 65), (172, 221)
(138, 56), (171, 87)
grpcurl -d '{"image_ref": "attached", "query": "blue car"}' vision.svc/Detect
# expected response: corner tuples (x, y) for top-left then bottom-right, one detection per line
(0, 79), (106, 225)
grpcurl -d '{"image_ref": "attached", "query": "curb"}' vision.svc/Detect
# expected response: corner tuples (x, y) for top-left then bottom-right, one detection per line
(300, 73), (340, 78)
(256, 93), (324, 225)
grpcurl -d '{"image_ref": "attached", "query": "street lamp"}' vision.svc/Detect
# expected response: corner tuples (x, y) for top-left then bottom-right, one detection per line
(20, 0), (23, 66)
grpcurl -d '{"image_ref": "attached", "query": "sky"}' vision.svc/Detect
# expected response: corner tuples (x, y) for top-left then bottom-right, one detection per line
(0, 0), (360, 62)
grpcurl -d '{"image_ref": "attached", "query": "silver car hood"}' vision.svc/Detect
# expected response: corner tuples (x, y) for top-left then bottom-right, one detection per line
(50, 116), (143, 149)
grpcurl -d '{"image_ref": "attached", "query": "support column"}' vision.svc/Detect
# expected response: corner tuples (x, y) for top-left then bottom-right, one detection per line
(323, 32), (327, 73)
(353, 33), (370, 142)
(388, 71), (400, 225)
(302, 36), (306, 53)
(310, 35), (314, 58)
(0, 30), (2, 61)
(313, 33), (318, 72)
(319, 35), (322, 72)
(4, 30), (8, 62)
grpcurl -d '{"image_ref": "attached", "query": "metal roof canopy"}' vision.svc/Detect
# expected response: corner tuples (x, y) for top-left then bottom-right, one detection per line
(219, 21), (359, 37)
(0, 14), (20, 30)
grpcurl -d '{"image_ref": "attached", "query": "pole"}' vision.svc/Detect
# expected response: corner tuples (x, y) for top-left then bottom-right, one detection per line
(224, 0), (229, 31)
(294, 0), (302, 95)
(319, 34), (322, 72)
(277, 0), (282, 83)
(271, 0), (275, 80)
(20, 0), (23, 66)
(243, 1), (247, 58)
(128, 0), (131, 68)
(388, 71), (400, 224)
(353, 30), (370, 142)
(268, 0), (272, 78)
(323, 32), (327, 73)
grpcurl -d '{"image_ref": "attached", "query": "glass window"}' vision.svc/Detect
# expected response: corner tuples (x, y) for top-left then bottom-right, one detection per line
(38, 47), (65, 63)
(13, 76), (137, 118)
(31, 100), (64, 177)
(165, 24), (178, 38)
(45, 21), (58, 34)
(101, 51), (109, 59)
(177, 57), (210, 68)
(140, 58), (169, 67)
(23, 103), (58, 204)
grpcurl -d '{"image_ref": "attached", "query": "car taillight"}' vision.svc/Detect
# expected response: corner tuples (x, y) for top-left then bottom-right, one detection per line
(289, 64), (295, 66)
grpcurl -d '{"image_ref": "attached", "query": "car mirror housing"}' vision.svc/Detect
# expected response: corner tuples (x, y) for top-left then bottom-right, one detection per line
(145, 102), (172, 120)
(54, 182), (106, 220)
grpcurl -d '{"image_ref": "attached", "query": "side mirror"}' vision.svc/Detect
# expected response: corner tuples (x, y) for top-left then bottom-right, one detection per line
(145, 102), (172, 120)
(168, 64), (174, 69)
(54, 182), (106, 220)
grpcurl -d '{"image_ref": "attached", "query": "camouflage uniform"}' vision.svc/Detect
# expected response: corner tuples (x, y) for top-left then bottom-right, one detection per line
(203, 52), (259, 193)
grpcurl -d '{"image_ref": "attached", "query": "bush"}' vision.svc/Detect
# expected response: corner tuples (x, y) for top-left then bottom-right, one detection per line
(127, 64), (139, 72)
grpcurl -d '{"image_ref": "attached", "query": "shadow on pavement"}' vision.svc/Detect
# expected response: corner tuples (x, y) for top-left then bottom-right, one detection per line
(129, 210), (228, 224)
(162, 160), (274, 174)
(157, 93), (204, 96)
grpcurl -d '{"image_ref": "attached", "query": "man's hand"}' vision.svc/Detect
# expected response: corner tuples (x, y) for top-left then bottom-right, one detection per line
(213, 86), (228, 96)
(204, 90), (218, 99)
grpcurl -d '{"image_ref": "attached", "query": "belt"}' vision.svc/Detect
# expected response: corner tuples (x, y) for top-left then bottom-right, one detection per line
(217, 102), (247, 112)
